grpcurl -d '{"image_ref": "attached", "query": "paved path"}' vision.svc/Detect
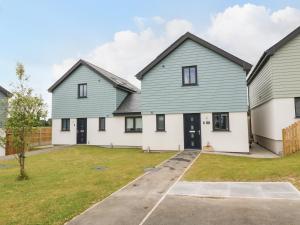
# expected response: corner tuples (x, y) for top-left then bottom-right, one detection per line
(66, 151), (199, 225)
(143, 195), (300, 225)
(169, 181), (300, 199)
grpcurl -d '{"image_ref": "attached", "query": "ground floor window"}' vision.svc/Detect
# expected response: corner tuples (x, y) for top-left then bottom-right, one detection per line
(125, 116), (142, 132)
(99, 117), (106, 131)
(295, 97), (300, 118)
(212, 112), (229, 131)
(156, 114), (165, 131)
(61, 118), (70, 131)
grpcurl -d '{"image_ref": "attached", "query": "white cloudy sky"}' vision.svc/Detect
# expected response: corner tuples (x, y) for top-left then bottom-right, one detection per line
(1, 2), (300, 117)
(53, 4), (300, 89)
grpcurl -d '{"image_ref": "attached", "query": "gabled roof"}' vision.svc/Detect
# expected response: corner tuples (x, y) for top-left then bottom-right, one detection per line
(0, 85), (12, 97)
(48, 59), (138, 93)
(136, 32), (252, 80)
(247, 26), (300, 85)
(113, 92), (141, 115)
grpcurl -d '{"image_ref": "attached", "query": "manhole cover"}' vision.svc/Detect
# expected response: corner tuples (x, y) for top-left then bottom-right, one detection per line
(94, 166), (107, 171)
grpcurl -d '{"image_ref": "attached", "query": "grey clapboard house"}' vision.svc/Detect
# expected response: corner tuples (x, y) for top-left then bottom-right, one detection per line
(247, 26), (300, 154)
(136, 32), (252, 152)
(49, 32), (252, 152)
(48, 59), (142, 146)
(0, 85), (11, 156)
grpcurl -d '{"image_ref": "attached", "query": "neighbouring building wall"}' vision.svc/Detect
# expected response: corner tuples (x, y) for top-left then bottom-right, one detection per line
(201, 112), (249, 153)
(116, 89), (128, 108)
(142, 114), (184, 151)
(251, 98), (300, 154)
(0, 128), (5, 156)
(142, 112), (249, 152)
(52, 65), (119, 119)
(52, 117), (142, 147)
(141, 39), (248, 114)
(0, 92), (8, 128)
(249, 35), (300, 109)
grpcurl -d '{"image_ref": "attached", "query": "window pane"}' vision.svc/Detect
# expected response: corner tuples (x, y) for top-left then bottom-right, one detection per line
(126, 118), (134, 130)
(135, 117), (142, 130)
(99, 118), (105, 130)
(157, 115), (165, 130)
(213, 113), (229, 131)
(184, 68), (190, 84)
(80, 85), (84, 97)
(190, 67), (196, 76)
(295, 98), (300, 117)
(190, 73), (196, 84)
(84, 84), (87, 96)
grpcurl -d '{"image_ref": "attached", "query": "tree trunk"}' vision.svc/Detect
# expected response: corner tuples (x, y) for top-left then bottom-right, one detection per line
(19, 152), (26, 178)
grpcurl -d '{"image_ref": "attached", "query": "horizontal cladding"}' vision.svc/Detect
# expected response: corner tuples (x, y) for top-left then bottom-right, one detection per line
(116, 89), (128, 108)
(272, 35), (300, 98)
(141, 39), (248, 113)
(248, 58), (273, 109)
(52, 65), (117, 119)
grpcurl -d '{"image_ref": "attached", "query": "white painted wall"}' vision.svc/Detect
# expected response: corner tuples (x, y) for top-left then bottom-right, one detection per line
(52, 117), (142, 147)
(0, 128), (5, 156)
(142, 114), (184, 151)
(201, 112), (249, 153)
(52, 119), (77, 145)
(142, 112), (249, 152)
(87, 117), (142, 147)
(251, 98), (300, 141)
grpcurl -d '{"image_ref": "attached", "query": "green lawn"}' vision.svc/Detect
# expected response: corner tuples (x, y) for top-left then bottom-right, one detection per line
(184, 152), (300, 189)
(0, 146), (174, 225)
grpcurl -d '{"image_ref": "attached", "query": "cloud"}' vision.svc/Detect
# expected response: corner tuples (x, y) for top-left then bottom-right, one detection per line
(52, 4), (300, 88)
(52, 18), (193, 87)
(206, 4), (300, 63)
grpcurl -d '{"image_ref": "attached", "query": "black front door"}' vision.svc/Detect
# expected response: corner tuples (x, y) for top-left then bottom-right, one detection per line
(77, 118), (87, 144)
(184, 113), (201, 149)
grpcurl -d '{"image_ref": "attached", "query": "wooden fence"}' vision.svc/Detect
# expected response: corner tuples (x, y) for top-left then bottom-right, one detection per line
(282, 121), (300, 156)
(5, 127), (52, 155)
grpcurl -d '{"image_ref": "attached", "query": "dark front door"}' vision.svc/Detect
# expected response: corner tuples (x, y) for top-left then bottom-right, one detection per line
(77, 118), (87, 144)
(184, 113), (201, 149)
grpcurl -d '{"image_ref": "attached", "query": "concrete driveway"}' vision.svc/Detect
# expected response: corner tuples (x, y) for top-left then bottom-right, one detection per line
(143, 195), (300, 225)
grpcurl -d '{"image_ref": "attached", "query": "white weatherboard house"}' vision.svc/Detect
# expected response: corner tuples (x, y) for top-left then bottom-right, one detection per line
(247, 26), (300, 155)
(49, 32), (252, 152)
(0, 85), (11, 156)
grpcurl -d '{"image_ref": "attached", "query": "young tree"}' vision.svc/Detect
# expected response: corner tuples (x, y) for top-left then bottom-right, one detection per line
(1, 63), (47, 179)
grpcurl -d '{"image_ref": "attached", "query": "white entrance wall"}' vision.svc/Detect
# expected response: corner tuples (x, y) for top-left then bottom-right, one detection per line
(87, 117), (142, 147)
(142, 112), (249, 152)
(142, 114), (184, 151)
(250, 98), (300, 154)
(201, 112), (249, 153)
(52, 117), (142, 147)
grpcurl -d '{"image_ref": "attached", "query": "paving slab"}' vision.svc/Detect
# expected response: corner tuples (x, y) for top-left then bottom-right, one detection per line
(66, 151), (199, 225)
(169, 181), (300, 199)
(143, 195), (300, 225)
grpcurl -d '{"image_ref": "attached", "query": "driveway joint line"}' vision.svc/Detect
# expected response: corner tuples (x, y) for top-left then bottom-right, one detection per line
(138, 151), (202, 225)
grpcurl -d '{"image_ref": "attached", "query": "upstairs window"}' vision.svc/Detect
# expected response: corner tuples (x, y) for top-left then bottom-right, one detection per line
(182, 66), (197, 86)
(78, 83), (87, 98)
(156, 114), (165, 131)
(99, 117), (106, 131)
(61, 118), (70, 131)
(125, 117), (142, 133)
(213, 112), (229, 131)
(295, 97), (300, 118)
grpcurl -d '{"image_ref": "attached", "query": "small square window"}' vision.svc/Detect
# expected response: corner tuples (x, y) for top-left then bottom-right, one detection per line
(156, 114), (165, 131)
(125, 117), (142, 133)
(99, 117), (106, 131)
(295, 97), (300, 118)
(182, 66), (198, 86)
(212, 113), (229, 131)
(61, 118), (70, 131)
(78, 83), (87, 98)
